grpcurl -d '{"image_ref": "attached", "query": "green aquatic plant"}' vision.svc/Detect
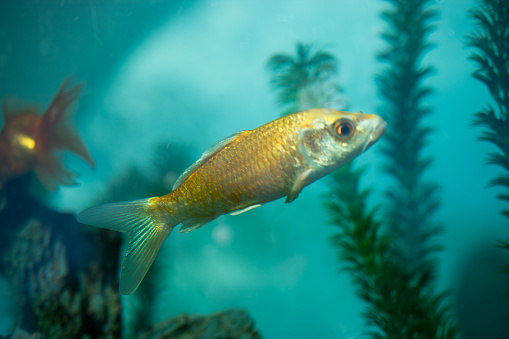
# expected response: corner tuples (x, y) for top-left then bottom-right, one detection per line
(266, 43), (341, 115)
(326, 166), (459, 339)
(376, 0), (441, 270)
(267, 40), (459, 337)
(467, 0), (509, 218)
(370, 0), (459, 336)
(466, 0), (509, 318)
(271, 41), (456, 338)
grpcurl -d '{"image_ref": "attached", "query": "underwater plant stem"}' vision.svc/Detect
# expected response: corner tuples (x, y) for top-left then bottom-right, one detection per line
(468, 0), (509, 218)
(376, 0), (441, 272)
(468, 0), (509, 323)
(326, 164), (459, 338)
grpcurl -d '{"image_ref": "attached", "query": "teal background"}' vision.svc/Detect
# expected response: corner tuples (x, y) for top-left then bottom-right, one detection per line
(1, 1), (507, 338)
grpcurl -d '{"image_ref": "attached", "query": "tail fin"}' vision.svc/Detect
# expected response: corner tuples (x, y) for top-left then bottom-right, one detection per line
(77, 198), (175, 294)
(34, 78), (95, 190)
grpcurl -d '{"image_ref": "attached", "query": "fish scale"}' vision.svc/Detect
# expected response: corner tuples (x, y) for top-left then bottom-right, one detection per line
(77, 108), (386, 294)
(156, 114), (303, 223)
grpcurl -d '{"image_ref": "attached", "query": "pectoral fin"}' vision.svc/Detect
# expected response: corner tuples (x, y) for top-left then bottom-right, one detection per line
(285, 168), (313, 203)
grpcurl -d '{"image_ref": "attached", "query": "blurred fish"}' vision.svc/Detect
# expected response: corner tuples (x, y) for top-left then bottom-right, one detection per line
(0, 79), (94, 190)
(78, 109), (386, 294)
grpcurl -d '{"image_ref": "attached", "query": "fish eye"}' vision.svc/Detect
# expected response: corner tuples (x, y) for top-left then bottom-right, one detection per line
(333, 119), (354, 139)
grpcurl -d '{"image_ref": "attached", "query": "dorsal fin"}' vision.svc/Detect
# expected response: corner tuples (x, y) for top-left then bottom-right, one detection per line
(172, 130), (248, 190)
(2, 95), (41, 120)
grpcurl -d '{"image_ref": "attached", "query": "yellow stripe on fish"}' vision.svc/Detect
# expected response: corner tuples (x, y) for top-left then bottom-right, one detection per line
(77, 109), (386, 294)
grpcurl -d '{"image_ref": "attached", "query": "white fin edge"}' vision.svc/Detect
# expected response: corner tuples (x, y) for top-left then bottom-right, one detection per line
(230, 204), (262, 216)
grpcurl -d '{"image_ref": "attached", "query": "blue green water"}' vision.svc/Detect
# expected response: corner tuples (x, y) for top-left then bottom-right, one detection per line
(1, 0), (508, 338)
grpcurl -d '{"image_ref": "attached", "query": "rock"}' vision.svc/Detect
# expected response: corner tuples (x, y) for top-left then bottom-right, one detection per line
(138, 309), (263, 339)
(0, 175), (122, 338)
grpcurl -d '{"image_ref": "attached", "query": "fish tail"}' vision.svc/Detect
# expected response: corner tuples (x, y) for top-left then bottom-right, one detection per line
(34, 78), (95, 190)
(77, 198), (177, 294)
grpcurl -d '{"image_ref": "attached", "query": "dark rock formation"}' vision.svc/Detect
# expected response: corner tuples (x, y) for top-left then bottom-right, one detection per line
(138, 309), (263, 339)
(0, 174), (122, 338)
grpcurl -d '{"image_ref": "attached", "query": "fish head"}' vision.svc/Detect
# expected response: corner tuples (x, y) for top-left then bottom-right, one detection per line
(298, 109), (386, 171)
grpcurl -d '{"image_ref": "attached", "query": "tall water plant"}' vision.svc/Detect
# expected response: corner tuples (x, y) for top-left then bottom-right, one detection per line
(370, 0), (459, 336)
(466, 0), (509, 303)
(267, 38), (459, 337)
(468, 0), (509, 219)
(377, 0), (441, 270)
(326, 168), (458, 338)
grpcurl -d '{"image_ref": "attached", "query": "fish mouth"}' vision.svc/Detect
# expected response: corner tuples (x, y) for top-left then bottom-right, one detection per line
(362, 119), (387, 152)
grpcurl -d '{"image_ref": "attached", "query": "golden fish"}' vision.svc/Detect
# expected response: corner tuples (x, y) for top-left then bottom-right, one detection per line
(0, 79), (94, 190)
(78, 109), (386, 294)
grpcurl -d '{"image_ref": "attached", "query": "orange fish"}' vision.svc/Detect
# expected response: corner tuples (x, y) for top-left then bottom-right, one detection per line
(0, 79), (94, 190)
(78, 109), (386, 294)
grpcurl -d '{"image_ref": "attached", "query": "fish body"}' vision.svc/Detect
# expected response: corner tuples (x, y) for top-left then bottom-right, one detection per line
(78, 109), (386, 294)
(0, 79), (94, 189)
